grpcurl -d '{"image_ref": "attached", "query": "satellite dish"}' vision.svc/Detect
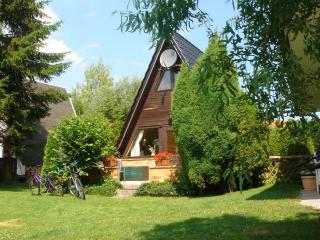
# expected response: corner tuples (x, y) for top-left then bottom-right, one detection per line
(160, 49), (177, 68)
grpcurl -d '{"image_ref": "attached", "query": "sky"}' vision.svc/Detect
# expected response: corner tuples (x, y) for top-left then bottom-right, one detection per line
(44, 0), (237, 92)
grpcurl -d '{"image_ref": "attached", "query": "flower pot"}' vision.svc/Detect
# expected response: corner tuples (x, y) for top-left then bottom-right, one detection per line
(161, 159), (172, 166)
(155, 159), (172, 166)
(301, 175), (316, 191)
(104, 159), (118, 168)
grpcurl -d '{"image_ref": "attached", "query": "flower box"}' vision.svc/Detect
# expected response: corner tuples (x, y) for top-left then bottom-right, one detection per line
(103, 157), (118, 168)
(154, 152), (173, 166)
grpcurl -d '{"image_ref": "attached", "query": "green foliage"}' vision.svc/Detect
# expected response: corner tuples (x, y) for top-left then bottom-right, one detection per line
(85, 176), (121, 197)
(42, 116), (117, 174)
(117, 0), (212, 46)
(0, 0), (69, 157)
(135, 181), (181, 197)
(223, 99), (269, 190)
(118, 0), (320, 119)
(225, 0), (320, 119)
(70, 59), (141, 138)
(173, 35), (268, 193)
(268, 124), (313, 156)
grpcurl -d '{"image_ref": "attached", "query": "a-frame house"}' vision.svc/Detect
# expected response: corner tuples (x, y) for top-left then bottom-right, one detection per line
(111, 33), (202, 182)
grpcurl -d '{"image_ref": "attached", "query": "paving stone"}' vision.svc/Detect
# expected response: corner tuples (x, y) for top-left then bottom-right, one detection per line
(300, 190), (320, 210)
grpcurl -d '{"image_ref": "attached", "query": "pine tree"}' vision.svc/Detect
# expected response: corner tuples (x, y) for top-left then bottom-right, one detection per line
(0, 0), (69, 180)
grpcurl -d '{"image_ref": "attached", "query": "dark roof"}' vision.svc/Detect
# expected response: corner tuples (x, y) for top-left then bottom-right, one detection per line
(23, 82), (76, 166)
(36, 82), (76, 136)
(172, 33), (203, 67)
(117, 33), (203, 154)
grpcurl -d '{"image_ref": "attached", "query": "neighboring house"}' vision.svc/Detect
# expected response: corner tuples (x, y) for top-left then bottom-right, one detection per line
(108, 33), (203, 182)
(0, 82), (76, 181)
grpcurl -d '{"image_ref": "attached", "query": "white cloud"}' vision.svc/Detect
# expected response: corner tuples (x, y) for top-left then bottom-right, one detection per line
(41, 6), (60, 23)
(87, 11), (98, 18)
(40, 38), (84, 66)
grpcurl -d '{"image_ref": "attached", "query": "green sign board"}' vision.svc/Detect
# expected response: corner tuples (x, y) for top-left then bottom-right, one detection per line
(123, 166), (149, 181)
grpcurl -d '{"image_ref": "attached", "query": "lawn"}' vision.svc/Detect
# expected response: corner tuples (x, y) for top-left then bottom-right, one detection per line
(0, 183), (319, 240)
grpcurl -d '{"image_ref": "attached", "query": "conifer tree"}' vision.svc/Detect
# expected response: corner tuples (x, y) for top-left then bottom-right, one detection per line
(173, 35), (267, 193)
(0, 0), (69, 179)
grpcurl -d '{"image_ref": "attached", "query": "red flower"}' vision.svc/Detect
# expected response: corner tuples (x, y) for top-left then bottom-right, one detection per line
(154, 152), (173, 161)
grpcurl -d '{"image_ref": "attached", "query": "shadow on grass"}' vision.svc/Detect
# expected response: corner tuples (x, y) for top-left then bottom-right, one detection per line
(0, 182), (28, 192)
(138, 213), (319, 240)
(247, 183), (301, 200)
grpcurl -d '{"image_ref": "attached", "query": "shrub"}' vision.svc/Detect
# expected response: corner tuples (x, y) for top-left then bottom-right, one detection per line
(172, 35), (268, 193)
(42, 116), (117, 176)
(268, 125), (312, 156)
(85, 176), (121, 196)
(135, 181), (181, 197)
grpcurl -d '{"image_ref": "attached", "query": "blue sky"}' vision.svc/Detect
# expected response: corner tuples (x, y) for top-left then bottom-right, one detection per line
(44, 1), (237, 92)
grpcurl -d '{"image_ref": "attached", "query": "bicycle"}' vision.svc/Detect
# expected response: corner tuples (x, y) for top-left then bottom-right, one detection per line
(28, 167), (64, 196)
(62, 161), (85, 200)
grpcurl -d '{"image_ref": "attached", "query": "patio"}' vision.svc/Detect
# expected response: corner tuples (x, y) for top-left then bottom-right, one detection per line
(300, 190), (320, 210)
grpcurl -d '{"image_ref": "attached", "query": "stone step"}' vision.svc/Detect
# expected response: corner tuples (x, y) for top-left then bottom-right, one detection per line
(116, 189), (137, 198)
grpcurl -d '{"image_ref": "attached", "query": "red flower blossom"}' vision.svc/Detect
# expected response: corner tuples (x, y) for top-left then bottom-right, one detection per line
(154, 152), (173, 161)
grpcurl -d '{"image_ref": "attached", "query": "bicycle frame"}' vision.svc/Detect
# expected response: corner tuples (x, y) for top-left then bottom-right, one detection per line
(63, 162), (85, 199)
(29, 170), (63, 195)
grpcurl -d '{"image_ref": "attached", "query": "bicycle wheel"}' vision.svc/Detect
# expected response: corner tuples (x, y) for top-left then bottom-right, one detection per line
(29, 178), (40, 196)
(49, 177), (64, 196)
(74, 178), (85, 200)
(41, 180), (62, 196)
(68, 178), (78, 197)
(54, 183), (64, 196)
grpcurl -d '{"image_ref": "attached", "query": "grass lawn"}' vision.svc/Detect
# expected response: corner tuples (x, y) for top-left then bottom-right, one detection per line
(0, 183), (319, 240)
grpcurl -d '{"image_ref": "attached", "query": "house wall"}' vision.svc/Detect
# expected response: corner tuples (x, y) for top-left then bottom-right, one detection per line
(106, 164), (179, 183)
(123, 63), (180, 157)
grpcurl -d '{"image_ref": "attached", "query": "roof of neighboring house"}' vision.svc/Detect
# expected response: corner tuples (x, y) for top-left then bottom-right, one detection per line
(36, 82), (76, 139)
(117, 32), (203, 154)
(23, 82), (76, 166)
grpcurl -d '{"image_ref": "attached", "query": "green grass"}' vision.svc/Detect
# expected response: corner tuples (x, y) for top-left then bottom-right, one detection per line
(0, 183), (319, 240)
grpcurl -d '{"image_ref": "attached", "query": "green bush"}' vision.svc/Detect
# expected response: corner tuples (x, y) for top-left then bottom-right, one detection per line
(268, 125), (312, 156)
(172, 35), (268, 193)
(85, 176), (121, 196)
(135, 181), (181, 197)
(42, 116), (117, 176)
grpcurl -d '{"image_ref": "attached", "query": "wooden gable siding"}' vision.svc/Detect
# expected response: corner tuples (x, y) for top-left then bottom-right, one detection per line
(117, 33), (203, 156)
(123, 65), (175, 157)
(138, 70), (172, 126)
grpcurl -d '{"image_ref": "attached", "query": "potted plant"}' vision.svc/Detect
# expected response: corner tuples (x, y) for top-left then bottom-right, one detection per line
(103, 156), (118, 168)
(154, 152), (173, 166)
(298, 157), (317, 191)
(300, 170), (316, 191)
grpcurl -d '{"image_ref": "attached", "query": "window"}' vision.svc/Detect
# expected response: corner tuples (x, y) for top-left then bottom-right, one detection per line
(130, 128), (159, 157)
(157, 71), (177, 91)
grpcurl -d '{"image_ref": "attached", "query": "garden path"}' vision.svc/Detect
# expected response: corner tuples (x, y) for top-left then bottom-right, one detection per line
(300, 190), (320, 210)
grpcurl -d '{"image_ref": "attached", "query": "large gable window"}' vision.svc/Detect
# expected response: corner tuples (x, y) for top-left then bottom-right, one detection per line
(157, 71), (177, 91)
(130, 128), (159, 157)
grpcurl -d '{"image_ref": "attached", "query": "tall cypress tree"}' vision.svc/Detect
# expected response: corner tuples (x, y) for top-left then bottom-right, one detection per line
(0, 0), (69, 180)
